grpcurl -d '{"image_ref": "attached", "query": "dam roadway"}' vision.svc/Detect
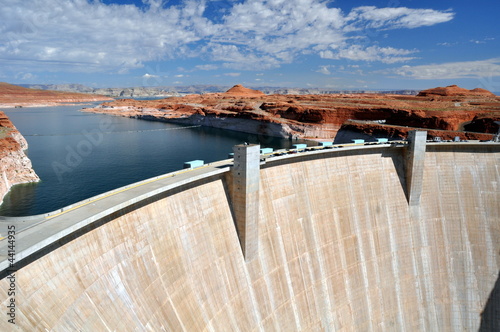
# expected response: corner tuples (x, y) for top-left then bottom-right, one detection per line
(0, 137), (499, 331)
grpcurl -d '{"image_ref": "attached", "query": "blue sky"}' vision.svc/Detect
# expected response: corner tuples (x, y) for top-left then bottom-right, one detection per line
(1, 0), (499, 91)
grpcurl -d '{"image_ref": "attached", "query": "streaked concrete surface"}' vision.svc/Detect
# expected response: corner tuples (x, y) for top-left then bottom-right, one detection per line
(405, 130), (427, 219)
(0, 142), (498, 331)
(232, 144), (260, 260)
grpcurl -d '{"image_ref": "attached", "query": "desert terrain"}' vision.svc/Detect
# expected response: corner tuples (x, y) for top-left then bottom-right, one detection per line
(84, 84), (500, 141)
(0, 82), (113, 108)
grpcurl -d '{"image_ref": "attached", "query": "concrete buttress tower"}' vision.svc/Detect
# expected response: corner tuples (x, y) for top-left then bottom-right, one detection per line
(405, 130), (427, 219)
(231, 144), (260, 261)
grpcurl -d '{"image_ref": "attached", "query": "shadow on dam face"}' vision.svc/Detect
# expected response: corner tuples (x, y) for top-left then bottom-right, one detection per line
(0, 143), (499, 330)
(480, 270), (500, 331)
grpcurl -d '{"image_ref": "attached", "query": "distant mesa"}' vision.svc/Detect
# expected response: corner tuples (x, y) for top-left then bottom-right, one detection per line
(224, 84), (265, 96)
(417, 84), (496, 97)
(0, 82), (113, 107)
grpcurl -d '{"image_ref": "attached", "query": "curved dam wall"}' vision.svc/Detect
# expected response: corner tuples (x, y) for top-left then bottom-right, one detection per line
(0, 142), (499, 331)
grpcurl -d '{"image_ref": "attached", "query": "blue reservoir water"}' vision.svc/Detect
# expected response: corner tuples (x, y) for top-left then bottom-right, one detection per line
(1, 103), (308, 216)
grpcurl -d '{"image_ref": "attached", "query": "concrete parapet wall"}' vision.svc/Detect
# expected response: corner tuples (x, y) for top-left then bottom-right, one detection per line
(0, 143), (498, 330)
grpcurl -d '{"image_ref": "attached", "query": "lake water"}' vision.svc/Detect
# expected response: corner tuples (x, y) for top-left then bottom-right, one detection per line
(1, 103), (308, 216)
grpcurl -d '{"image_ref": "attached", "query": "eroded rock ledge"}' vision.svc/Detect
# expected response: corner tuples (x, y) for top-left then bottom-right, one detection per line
(82, 84), (500, 140)
(0, 111), (39, 204)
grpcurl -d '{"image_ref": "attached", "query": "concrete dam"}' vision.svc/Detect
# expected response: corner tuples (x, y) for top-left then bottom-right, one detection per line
(0, 132), (499, 331)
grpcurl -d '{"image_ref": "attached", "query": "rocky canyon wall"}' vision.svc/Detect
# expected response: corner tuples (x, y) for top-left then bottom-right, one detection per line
(84, 84), (500, 140)
(0, 111), (39, 205)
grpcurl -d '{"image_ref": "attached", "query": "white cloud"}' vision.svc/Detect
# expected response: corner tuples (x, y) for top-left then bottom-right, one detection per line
(390, 58), (500, 79)
(213, 1), (448, 67)
(320, 45), (417, 63)
(0, 0), (214, 72)
(0, 0), (454, 74)
(205, 43), (281, 70)
(345, 6), (454, 30)
(217, 0), (346, 67)
(142, 73), (159, 78)
(438, 37), (494, 47)
(317, 65), (333, 75)
(13, 72), (37, 81)
(195, 64), (218, 71)
(437, 42), (457, 47)
(224, 72), (241, 77)
(469, 38), (495, 45)
(22, 73), (36, 80)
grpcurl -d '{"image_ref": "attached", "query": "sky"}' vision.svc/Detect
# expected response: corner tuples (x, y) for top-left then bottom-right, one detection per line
(0, 0), (499, 91)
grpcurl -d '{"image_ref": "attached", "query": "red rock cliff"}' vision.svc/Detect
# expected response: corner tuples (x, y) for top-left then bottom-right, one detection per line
(224, 84), (265, 97)
(82, 84), (500, 140)
(0, 111), (39, 205)
(417, 85), (496, 97)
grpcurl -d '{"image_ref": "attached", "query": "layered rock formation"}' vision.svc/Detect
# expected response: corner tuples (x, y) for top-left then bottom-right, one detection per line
(83, 84), (500, 140)
(0, 82), (113, 107)
(0, 112), (39, 204)
(340, 120), (496, 141)
(417, 84), (496, 97)
(224, 84), (265, 96)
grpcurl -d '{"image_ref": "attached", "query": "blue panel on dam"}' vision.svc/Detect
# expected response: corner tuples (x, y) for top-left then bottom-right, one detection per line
(318, 141), (333, 147)
(183, 160), (204, 169)
(260, 148), (273, 154)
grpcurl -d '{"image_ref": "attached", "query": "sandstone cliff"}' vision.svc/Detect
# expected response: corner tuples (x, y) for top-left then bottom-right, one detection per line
(82, 84), (500, 140)
(417, 84), (496, 97)
(0, 111), (39, 204)
(224, 84), (265, 96)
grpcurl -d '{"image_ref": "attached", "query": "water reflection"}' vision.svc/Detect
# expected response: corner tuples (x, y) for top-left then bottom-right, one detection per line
(0, 182), (38, 216)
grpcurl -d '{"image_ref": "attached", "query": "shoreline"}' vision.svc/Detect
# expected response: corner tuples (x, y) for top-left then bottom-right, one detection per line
(79, 84), (500, 145)
(0, 113), (40, 207)
(0, 99), (114, 109)
(82, 106), (340, 141)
